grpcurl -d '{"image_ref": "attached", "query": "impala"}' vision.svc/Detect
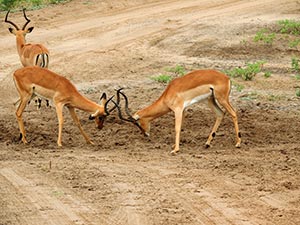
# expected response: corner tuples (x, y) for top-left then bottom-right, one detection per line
(5, 9), (50, 109)
(5, 9), (49, 68)
(114, 70), (241, 154)
(13, 66), (113, 146)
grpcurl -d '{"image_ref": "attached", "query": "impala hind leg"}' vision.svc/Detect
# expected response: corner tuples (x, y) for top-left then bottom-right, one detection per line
(55, 103), (64, 147)
(15, 94), (31, 144)
(68, 107), (94, 145)
(217, 98), (241, 148)
(205, 97), (224, 148)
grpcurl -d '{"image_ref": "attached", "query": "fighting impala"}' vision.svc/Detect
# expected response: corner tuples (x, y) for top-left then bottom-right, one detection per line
(5, 9), (49, 68)
(114, 69), (241, 154)
(13, 66), (113, 146)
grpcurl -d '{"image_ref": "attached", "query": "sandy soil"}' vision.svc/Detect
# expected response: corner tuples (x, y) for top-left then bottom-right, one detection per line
(0, 0), (300, 224)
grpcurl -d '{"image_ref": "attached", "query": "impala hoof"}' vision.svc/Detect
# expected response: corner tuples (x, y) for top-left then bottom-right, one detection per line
(170, 149), (179, 155)
(19, 133), (28, 144)
(235, 143), (241, 148)
(88, 141), (95, 145)
(205, 143), (211, 148)
(19, 133), (22, 141)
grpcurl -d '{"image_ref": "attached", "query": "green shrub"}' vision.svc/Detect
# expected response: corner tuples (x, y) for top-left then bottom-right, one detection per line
(264, 71), (272, 78)
(1, 0), (16, 10)
(278, 19), (300, 35)
(151, 74), (173, 84)
(291, 57), (300, 73)
(296, 88), (300, 97)
(295, 74), (300, 80)
(151, 65), (187, 84)
(0, 0), (68, 10)
(289, 39), (300, 48)
(232, 81), (244, 92)
(253, 29), (275, 44)
(166, 65), (186, 76)
(226, 61), (266, 81)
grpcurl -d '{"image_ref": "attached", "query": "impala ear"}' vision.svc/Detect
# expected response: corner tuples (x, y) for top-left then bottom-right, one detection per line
(89, 110), (99, 120)
(8, 27), (16, 34)
(99, 93), (107, 105)
(27, 27), (34, 33)
(133, 114), (140, 120)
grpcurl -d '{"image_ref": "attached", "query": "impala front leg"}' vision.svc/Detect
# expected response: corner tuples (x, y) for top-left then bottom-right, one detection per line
(68, 107), (94, 145)
(171, 108), (184, 154)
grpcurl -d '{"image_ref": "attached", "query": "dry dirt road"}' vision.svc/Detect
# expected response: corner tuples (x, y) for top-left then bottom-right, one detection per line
(0, 0), (300, 224)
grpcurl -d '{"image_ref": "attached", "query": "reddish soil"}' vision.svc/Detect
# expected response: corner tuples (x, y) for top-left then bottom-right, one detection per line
(0, 0), (299, 224)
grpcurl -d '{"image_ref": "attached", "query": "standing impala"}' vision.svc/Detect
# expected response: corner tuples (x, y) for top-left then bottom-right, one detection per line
(5, 9), (50, 109)
(115, 69), (241, 154)
(5, 9), (49, 68)
(13, 66), (113, 146)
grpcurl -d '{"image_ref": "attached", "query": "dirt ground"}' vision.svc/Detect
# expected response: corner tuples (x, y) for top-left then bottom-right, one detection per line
(0, 0), (300, 224)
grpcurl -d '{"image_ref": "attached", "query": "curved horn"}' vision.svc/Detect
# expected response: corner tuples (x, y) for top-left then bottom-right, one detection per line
(104, 95), (114, 116)
(117, 89), (133, 118)
(101, 88), (124, 115)
(22, 8), (31, 30)
(111, 99), (130, 122)
(113, 91), (144, 133)
(4, 10), (20, 30)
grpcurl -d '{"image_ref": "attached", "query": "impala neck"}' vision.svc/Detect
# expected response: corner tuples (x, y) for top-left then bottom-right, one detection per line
(16, 34), (26, 56)
(136, 96), (170, 121)
(71, 92), (103, 115)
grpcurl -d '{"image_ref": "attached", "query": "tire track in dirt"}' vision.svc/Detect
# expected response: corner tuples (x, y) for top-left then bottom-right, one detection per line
(97, 165), (149, 225)
(0, 167), (103, 225)
(0, 174), (41, 225)
(109, 182), (147, 225)
(49, 0), (281, 56)
(108, 164), (259, 225)
(98, 161), (259, 225)
(151, 169), (259, 225)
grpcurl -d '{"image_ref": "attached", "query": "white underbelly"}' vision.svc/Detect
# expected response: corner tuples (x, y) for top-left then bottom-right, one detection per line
(183, 92), (212, 108)
(32, 85), (56, 100)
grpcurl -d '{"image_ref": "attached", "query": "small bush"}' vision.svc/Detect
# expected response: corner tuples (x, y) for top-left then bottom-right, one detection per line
(264, 71), (272, 78)
(296, 88), (300, 97)
(232, 81), (245, 92)
(291, 57), (300, 73)
(278, 19), (300, 35)
(254, 29), (276, 44)
(1, 0), (16, 10)
(151, 65), (187, 84)
(151, 74), (173, 84)
(295, 74), (300, 80)
(0, 0), (68, 10)
(226, 61), (266, 81)
(289, 39), (300, 48)
(166, 65), (186, 76)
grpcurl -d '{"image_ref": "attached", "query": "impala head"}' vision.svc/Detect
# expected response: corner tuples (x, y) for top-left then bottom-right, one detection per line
(131, 113), (151, 137)
(113, 90), (150, 137)
(5, 9), (34, 38)
(89, 93), (114, 129)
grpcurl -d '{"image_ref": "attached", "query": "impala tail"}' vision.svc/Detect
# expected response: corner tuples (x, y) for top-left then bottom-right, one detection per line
(35, 53), (49, 68)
